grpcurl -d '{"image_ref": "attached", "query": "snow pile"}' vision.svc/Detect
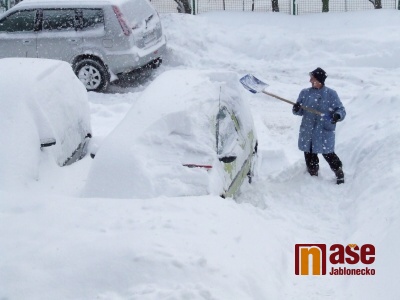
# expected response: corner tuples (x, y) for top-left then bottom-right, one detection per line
(0, 192), (286, 299)
(336, 82), (400, 299)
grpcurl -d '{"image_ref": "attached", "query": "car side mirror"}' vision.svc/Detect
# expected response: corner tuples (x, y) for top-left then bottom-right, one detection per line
(219, 155), (237, 164)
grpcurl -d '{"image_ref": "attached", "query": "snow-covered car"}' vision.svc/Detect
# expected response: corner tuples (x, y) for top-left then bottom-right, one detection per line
(83, 69), (258, 199)
(0, 58), (92, 189)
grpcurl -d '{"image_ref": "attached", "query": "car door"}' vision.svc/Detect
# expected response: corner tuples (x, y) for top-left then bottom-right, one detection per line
(216, 105), (247, 193)
(0, 9), (38, 58)
(36, 8), (82, 63)
(216, 103), (256, 197)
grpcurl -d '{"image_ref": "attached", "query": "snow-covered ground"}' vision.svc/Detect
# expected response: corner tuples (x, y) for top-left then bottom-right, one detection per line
(1, 9), (400, 300)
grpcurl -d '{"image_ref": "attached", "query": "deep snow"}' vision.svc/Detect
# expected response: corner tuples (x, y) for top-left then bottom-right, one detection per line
(1, 9), (400, 300)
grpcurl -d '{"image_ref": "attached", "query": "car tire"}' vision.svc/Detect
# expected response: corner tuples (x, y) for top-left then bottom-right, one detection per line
(74, 59), (109, 92)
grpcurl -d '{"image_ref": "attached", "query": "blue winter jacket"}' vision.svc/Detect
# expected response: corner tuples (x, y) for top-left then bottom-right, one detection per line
(293, 86), (346, 154)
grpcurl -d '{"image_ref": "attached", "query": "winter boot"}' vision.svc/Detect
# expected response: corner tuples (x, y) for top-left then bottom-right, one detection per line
(307, 166), (319, 177)
(335, 168), (344, 184)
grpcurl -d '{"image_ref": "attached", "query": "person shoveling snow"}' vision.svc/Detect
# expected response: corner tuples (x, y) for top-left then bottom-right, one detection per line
(292, 67), (346, 184)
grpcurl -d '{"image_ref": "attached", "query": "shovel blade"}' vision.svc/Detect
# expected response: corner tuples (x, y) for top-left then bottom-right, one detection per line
(239, 74), (269, 94)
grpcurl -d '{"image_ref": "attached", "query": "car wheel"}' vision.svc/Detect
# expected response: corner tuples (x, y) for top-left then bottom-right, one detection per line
(74, 59), (109, 92)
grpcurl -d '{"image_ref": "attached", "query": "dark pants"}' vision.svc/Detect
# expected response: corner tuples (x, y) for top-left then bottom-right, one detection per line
(304, 152), (342, 174)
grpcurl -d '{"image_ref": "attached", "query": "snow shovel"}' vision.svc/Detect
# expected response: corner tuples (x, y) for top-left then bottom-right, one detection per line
(239, 74), (326, 117)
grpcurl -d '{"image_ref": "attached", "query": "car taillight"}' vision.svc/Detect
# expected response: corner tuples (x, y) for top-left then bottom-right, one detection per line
(183, 164), (212, 170)
(112, 5), (132, 36)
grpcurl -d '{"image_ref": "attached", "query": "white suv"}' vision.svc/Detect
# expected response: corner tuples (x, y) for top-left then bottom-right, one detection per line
(0, 0), (167, 91)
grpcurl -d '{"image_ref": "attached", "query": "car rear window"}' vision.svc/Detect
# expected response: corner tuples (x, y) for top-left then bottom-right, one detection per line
(81, 9), (104, 30)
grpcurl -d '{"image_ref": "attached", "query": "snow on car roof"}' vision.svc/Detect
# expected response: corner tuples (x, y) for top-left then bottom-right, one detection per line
(114, 69), (251, 143)
(1, 57), (72, 85)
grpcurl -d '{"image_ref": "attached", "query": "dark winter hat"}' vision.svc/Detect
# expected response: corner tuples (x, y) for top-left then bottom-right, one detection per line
(309, 67), (327, 84)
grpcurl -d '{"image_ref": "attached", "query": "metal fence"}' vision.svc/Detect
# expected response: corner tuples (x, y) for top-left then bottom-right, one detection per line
(149, 0), (292, 14)
(149, 0), (191, 13)
(150, 0), (400, 15)
(296, 0), (399, 14)
(0, 0), (22, 12)
(2, 0), (399, 15)
(194, 0), (292, 13)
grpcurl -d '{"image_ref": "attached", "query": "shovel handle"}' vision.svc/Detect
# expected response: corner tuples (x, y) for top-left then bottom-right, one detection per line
(262, 90), (324, 117)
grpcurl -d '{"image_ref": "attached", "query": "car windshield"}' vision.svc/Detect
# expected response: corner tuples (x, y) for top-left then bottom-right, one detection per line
(216, 106), (239, 156)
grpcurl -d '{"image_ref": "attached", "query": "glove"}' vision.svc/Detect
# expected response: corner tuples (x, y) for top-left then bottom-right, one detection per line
(293, 103), (301, 113)
(331, 113), (340, 124)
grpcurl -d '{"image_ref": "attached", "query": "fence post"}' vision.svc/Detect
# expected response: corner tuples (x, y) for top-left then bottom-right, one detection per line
(192, 0), (196, 15)
(272, 0), (279, 12)
(292, 0), (297, 15)
(322, 0), (329, 12)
